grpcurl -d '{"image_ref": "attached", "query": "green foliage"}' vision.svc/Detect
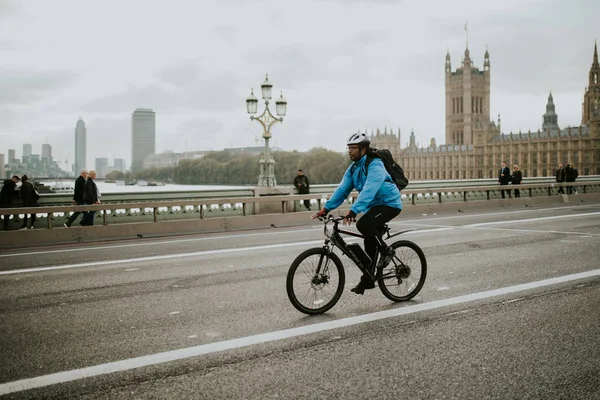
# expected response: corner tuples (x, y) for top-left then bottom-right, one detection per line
(125, 149), (349, 185)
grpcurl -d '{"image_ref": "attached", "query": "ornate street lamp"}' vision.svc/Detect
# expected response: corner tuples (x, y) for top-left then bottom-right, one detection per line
(246, 74), (287, 186)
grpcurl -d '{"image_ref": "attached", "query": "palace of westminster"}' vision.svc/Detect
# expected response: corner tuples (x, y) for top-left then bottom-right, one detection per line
(370, 41), (600, 180)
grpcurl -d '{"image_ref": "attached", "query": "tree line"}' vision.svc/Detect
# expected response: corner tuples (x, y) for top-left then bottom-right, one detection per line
(106, 148), (351, 185)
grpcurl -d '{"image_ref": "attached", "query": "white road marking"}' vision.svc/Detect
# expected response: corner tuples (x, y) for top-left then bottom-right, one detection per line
(0, 240), (326, 276)
(465, 211), (600, 227)
(0, 227), (321, 258)
(1, 268), (598, 395)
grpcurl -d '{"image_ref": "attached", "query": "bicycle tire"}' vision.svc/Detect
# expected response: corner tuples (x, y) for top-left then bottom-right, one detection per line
(286, 247), (345, 315)
(377, 240), (427, 302)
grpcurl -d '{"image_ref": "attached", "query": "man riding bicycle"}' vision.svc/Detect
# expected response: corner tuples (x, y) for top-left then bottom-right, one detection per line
(313, 132), (402, 294)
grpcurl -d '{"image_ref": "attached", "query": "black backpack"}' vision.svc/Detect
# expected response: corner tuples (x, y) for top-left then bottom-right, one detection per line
(357, 148), (409, 191)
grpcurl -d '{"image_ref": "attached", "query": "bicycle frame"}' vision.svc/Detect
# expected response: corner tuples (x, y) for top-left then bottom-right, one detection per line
(320, 216), (412, 280)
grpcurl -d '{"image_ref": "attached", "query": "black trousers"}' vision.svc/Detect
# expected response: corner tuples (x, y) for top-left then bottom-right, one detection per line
(500, 183), (510, 199)
(66, 201), (87, 226)
(355, 205), (402, 264)
(21, 212), (37, 228)
(1, 205), (11, 230)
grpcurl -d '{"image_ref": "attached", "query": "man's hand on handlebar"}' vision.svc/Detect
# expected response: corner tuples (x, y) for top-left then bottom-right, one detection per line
(312, 208), (329, 219)
(343, 211), (356, 226)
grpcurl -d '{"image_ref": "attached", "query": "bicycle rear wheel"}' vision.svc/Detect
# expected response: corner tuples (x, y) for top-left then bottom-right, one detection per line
(286, 247), (345, 315)
(378, 240), (427, 302)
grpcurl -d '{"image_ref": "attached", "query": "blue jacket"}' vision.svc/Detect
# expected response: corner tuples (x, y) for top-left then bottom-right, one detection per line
(325, 154), (402, 214)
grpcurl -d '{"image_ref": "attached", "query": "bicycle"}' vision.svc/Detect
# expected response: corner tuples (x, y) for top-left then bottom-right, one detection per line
(286, 215), (427, 315)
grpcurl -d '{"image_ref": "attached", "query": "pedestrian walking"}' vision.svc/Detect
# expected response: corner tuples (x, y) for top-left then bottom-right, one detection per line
(82, 170), (100, 226)
(64, 170), (88, 227)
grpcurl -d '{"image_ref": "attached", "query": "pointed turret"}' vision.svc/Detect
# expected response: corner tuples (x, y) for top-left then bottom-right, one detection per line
(484, 46), (490, 72)
(463, 47), (471, 67)
(594, 40), (598, 66)
(542, 91), (559, 132)
(445, 50), (451, 73)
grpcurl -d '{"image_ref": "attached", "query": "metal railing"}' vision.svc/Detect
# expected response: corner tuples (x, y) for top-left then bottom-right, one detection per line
(1, 180), (599, 231)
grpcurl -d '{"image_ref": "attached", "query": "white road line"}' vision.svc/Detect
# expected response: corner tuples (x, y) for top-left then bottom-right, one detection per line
(0, 227), (321, 258)
(0, 240), (326, 276)
(465, 211), (600, 227)
(1, 268), (599, 395)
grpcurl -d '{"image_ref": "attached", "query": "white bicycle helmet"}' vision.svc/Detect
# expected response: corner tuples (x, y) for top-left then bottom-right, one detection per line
(346, 132), (371, 146)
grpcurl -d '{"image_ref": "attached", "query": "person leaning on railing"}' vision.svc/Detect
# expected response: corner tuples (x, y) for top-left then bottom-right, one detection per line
(18, 175), (39, 229)
(0, 175), (20, 230)
(511, 165), (522, 198)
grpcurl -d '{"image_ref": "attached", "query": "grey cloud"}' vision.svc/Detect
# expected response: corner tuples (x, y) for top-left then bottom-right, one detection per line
(244, 41), (376, 88)
(83, 69), (242, 114)
(0, 69), (75, 105)
(175, 117), (225, 137)
(158, 60), (202, 88)
(213, 25), (239, 42)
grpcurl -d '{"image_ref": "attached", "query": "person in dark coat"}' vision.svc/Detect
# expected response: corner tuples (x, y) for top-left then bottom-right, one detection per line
(498, 161), (511, 199)
(19, 175), (39, 229)
(64, 169), (88, 227)
(565, 163), (578, 195)
(82, 170), (100, 226)
(293, 169), (311, 210)
(0, 175), (20, 230)
(555, 163), (566, 194)
(511, 165), (523, 198)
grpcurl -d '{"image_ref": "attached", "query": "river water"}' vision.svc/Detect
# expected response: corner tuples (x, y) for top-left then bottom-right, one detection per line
(39, 180), (249, 194)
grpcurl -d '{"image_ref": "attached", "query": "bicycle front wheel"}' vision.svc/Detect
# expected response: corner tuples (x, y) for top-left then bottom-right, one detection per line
(378, 240), (427, 302)
(286, 248), (345, 315)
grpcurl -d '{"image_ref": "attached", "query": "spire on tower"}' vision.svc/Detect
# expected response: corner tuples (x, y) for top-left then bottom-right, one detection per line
(594, 39), (599, 66)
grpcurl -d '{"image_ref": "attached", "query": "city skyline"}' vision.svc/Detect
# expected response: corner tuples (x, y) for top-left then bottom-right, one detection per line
(1, 0), (599, 168)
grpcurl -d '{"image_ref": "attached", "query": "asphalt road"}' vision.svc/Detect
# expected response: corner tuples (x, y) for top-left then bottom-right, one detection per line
(1, 203), (599, 399)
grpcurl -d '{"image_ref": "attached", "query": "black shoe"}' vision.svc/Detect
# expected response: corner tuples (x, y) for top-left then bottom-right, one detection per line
(376, 247), (395, 270)
(350, 277), (375, 295)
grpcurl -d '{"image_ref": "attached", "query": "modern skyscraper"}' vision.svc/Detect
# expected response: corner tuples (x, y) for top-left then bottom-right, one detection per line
(131, 108), (156, 172)
(95, 157), (109, 178)
(23, 144), (32, 158)
(41, 143), (52, 159)
(8, 149), (15, 162)
(75, 118), (87, 174)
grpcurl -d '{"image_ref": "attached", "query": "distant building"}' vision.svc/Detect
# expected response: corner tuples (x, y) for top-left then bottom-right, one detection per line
(142, 150), (210, 169)
(131, 108), (156, 172)
(371, 42), (600, 179)
(114, 158), (126, 173)
(95, 158), (109, 178)
(41, 143), (52, 159)
(75, 118), (87, 174)
(8, 149), (15, 162)
(0, 154), (5, 179)
(22, 144), (32, 158)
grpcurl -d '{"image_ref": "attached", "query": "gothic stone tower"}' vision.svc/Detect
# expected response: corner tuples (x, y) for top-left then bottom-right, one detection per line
(445, 47), (491, 146)
(582, 41), (600, 133)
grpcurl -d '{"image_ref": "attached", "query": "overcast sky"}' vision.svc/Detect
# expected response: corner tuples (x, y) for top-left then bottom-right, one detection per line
(1, 0), (598, 170)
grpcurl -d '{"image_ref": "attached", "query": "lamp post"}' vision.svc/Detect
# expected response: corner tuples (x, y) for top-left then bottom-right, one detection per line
(246, 74), (287, 186)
